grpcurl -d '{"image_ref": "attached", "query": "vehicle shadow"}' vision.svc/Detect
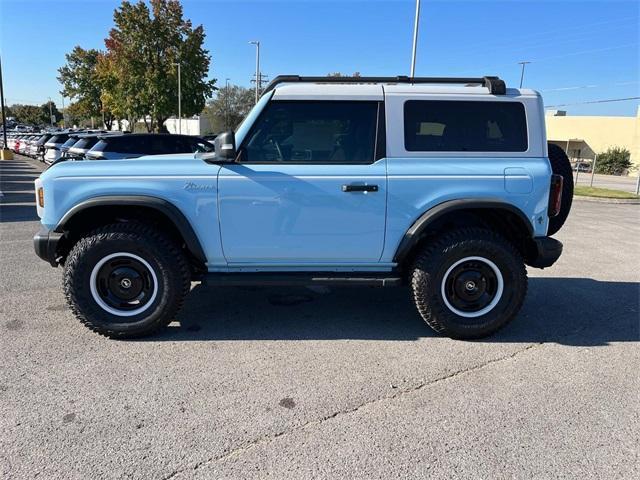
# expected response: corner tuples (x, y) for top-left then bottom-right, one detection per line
(0, 204), (39, 222)
(147, 277), (639, 346)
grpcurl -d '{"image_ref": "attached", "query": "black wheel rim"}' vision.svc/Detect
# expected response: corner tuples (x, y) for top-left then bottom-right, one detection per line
(94, 255), (156, 314)
(443, 259), (500, 315)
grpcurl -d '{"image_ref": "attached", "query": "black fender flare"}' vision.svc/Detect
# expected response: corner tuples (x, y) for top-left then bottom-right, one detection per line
(393, 198), (534, 264)
(55, 195), (207, 264)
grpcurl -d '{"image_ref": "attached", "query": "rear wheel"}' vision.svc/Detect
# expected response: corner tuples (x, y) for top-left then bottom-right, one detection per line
(547, 143), (574, 235)
(411, 228), (527, 339)
(63, 223), (191, 339)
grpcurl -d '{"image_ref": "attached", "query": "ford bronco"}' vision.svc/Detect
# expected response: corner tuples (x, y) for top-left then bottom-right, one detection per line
(33, 75), (573, 339)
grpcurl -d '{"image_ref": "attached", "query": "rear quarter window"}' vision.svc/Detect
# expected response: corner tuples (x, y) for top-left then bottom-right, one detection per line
(404, 100), (528, 152)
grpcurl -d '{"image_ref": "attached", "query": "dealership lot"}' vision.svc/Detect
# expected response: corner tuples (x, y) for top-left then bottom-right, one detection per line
(1, 157), (638, 479)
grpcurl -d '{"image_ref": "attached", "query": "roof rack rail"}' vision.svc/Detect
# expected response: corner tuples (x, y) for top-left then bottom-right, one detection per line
(262, 75), (506, 95)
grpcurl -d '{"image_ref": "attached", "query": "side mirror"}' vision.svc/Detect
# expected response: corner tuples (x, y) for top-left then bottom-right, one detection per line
(199, 130), (236, 163)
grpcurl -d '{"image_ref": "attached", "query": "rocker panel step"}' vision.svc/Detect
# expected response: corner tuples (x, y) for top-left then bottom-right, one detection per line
(201, 273), (403, 287)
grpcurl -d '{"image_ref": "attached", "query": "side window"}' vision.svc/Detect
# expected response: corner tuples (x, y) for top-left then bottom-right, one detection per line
(241, 101), (378, 163)
(404, 100), (528, 152)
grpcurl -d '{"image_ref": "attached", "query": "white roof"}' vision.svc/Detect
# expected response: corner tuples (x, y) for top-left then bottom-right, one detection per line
(272, 82), (538, 99)
(273, 83), (383, 100)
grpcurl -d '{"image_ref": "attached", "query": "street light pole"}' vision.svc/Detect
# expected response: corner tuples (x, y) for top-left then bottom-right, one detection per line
(249, 41), (260, 103)
(48, 97), (53, 126)
(61, 95), (65, 129)
(518, 61), (531, 88)
(410, 0), (421, 78)
(172, 62), (182, 134)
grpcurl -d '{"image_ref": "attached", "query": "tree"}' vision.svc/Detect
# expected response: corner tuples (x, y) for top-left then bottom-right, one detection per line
(203, 85), (254, 133)
(103, 0), (216, 132)
(10, 102), (62, 126)
(40, 101), (63, 126)
(10, 104), (41, 125)
(595, 147), (632, 175)
(57, 46), (113, 128)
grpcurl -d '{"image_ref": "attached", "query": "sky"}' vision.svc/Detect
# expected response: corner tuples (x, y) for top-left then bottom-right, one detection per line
(0, 0), (638, 116)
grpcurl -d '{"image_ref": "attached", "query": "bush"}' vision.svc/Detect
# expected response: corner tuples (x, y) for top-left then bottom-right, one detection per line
(595, 147), (632, 175)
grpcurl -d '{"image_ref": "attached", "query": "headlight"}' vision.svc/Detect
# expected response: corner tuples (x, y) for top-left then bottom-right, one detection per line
(37, 187), (45, 208)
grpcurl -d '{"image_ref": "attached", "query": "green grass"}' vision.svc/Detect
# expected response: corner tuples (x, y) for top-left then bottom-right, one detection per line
(574, 186), (640, 199)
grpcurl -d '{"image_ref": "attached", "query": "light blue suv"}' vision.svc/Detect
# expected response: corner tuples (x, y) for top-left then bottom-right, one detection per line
(33, 76), (572, 339)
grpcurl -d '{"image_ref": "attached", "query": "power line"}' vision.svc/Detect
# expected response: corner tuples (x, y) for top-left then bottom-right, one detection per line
(449, 42), (638, 76)
(542, 80), (639, 92)
(546, 96), (640, 108)
(439, 17), (637, 60)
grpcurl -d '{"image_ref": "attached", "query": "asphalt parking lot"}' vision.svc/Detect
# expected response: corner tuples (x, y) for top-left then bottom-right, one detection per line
(1, 156), (639, 479)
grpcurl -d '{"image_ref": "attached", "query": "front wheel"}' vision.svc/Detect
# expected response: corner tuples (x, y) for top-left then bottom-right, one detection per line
(63, 223), (191, 339)
(411, 228), (527, 339)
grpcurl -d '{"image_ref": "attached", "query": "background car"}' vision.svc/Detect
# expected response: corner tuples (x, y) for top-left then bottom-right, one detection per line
(85, 133), (214, 160)
(44, 132), (72, 164)
(33, 133), (54, 161)
(67, 132), (126, 159)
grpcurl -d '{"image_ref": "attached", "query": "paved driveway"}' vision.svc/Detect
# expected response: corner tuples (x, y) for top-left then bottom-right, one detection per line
(1, 157), (638, 479)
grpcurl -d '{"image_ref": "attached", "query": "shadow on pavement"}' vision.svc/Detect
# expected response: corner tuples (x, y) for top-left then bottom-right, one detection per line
(0, 204), (39, 222)
(144, 277), (639, 346)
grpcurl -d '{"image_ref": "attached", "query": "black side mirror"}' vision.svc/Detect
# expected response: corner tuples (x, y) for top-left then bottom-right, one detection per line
(199, 130), (236, 163)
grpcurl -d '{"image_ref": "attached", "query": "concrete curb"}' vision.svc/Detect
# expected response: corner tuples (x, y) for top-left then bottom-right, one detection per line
(573, 195), (640, 205)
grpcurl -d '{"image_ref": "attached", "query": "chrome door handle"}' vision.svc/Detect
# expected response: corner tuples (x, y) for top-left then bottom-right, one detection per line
(342, 184), (379, 192)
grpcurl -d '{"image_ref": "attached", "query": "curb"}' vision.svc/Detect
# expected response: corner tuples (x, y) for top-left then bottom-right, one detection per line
(573, 195), (640, 205)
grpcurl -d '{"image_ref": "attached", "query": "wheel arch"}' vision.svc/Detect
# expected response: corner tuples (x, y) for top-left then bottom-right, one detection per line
(393, 199), (535, 268)
(54, 195), (207, 270)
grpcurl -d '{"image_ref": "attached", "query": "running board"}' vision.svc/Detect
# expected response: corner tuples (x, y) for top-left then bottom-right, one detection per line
(201, 273), (403, 287)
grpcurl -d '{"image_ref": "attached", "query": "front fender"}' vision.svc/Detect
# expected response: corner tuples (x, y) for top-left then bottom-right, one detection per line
(55, 195), (207, 264)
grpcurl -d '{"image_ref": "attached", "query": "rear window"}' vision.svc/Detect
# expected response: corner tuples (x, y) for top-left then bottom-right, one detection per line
(72, 137), (99, 150)
(48, 134), (69, 144)
(94, 136), (148, 154)
(62, 137), (79, 148)
(404, 100), (528, 152)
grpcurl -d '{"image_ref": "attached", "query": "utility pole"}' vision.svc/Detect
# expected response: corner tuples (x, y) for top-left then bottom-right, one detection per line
(48, 97), (53, 126)
(61, 96), (65, 129)
(0, 55), (12, 160)
(173, 62), (182, 134)
(410, 0), (421, 78)
(518, 61), (531, 88)
(225, 78), (230, 130)
(249, 41), (260, 103)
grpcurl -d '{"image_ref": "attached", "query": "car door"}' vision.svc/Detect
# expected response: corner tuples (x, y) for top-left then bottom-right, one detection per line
(217, 99), (387, 265)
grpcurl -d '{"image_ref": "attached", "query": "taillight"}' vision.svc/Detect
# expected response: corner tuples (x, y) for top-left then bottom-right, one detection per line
(548, 174), (563, 217)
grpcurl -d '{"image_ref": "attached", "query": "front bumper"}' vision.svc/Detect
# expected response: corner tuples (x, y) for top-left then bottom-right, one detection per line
(527, 236), (563, 269)
(34, 226), (63, 266)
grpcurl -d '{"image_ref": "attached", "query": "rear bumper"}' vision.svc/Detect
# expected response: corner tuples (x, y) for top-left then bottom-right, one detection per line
(34, 226), (63, 266)
(527, 236), (563, 269)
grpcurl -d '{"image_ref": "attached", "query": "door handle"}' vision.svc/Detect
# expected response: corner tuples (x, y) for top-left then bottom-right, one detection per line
(342, 184), (379, 192)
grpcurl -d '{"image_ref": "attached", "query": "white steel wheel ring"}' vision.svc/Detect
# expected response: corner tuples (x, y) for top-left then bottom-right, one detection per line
(440, 256), (504, 318)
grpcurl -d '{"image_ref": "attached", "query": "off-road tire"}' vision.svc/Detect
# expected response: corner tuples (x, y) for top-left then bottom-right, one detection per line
(63, 222), (191, 339)
(411, 228), (527, 339)
(547, 142), (574, 235)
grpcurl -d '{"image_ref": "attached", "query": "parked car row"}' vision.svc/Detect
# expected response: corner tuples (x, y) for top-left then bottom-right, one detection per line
(1, 130), (215, 164)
